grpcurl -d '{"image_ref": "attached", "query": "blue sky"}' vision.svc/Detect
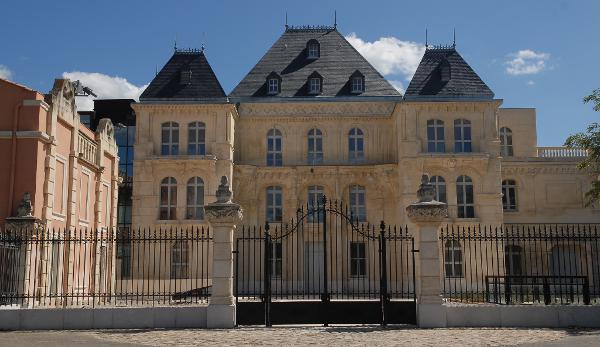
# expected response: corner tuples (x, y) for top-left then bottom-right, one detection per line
(1, 0), (598, 146)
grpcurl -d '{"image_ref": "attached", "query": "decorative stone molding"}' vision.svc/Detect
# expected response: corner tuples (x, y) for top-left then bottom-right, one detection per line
(238, 101), (396, 118)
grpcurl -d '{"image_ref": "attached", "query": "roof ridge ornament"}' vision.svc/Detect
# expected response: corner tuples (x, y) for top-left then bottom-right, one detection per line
(285, 25), (336, 32)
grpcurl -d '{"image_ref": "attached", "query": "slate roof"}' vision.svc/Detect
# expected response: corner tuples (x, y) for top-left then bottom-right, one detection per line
(404, 46), (494, 99)
(229, 27), (400, 99)
(140, 49), (227, 101)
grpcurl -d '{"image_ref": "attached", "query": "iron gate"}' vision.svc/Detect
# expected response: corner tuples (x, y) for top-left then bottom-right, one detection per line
(234, 196), (416, 326)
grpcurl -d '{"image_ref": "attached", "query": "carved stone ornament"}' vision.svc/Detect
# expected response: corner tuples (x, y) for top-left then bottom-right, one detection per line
(204, 176), (243, 223)
(16, 192), (33, 217)
(406, 174), (448, 222)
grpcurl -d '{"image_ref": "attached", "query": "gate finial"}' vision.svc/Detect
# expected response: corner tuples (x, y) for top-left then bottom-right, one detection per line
(215, 176), (232, 203)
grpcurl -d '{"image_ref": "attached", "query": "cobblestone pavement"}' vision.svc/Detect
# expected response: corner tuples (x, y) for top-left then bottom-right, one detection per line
(2, 327), (600, 347)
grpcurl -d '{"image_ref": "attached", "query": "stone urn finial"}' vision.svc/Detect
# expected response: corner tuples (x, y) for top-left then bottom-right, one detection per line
(406, 174), (448, 221)
(417, 174), (436, 203)
(16, 192), (33, 217)
(215, 176), (233, 203)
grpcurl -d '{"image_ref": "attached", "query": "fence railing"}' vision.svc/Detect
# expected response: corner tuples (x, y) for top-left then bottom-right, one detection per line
(440, 224), (600, 305)
(537, 147), (588, 158)
(0, 227), (212, 308)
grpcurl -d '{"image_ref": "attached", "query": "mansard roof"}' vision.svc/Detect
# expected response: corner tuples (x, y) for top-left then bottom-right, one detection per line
(229, 26), (400, 99)
(404, 46), (494, 100)
(140, 48), (226, 101)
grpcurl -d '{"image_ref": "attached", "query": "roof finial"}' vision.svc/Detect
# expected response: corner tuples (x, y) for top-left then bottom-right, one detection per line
(155, 65), (158, 76)
(285, 11), (288, 29)
(201, 31), (206, 52)
(334, 10), (337, 29)
(425, 28), (428, 49)
(174, 35), (177, 52)
(453, 28), (456, 48)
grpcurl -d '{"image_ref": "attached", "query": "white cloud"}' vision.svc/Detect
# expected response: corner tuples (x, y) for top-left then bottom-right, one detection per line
(0, 64), (12, 80)
(527, 80), (535, 86)
(345, 33), (425, 81)
(389, 80), (406, 94)
(505, 50), (550, 76)
(62, 71), (148, 111)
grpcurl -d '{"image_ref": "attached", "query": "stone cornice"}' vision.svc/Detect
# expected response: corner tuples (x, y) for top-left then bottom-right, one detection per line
(237, 101), (396, 118)
(403, 100), (501, 113)
(22, 99), (50, 111)
(132, 103), (237, 112)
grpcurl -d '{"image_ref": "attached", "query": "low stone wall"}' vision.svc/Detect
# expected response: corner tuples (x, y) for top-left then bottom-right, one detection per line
(0, 306), (208, 330)
(444, 304), (600, 328)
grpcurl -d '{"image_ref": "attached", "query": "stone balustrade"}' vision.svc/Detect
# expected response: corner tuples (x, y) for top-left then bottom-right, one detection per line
(77, 131), (99, 165)
(537, 146), (587, 158)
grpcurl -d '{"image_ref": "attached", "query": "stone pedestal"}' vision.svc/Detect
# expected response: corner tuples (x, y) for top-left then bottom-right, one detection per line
(406, 175), (448, 328)
(204, 176), (242, 329)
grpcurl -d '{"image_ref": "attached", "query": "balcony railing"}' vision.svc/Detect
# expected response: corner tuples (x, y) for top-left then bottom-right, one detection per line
(77, 131), (99, 166)
(537, 147), (588, 158)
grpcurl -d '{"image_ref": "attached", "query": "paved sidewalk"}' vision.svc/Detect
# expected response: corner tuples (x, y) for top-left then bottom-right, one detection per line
(1, 327), (600, 346)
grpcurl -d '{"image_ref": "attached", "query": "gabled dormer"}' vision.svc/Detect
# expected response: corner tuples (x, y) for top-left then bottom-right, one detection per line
(306, 39), (320, 59)
(307, 71), (323, 95)
(266, 72), (282, 95)
(350, 70), (365, 94)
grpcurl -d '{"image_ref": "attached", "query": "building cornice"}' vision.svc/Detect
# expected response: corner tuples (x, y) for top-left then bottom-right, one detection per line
(237, 101), (396, 118)
(22, 99), (50, 111)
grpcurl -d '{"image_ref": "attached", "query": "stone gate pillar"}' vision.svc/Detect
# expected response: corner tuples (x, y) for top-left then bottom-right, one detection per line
(406, 174), (448, 328)
(205, 176), (243, 329)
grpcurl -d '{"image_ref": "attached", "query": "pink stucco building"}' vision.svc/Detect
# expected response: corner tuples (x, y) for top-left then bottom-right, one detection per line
(0, 77), (119, 231)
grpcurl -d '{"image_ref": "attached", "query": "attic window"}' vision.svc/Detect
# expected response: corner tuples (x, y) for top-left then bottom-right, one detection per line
(440, 60), (451, 82)
(180, 70), (192, 85)
(307, 39), (320, 59)
(266, 72), (281, 95)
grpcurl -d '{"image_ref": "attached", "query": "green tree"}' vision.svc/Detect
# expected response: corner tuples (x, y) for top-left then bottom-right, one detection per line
(564, 89), (600, 206)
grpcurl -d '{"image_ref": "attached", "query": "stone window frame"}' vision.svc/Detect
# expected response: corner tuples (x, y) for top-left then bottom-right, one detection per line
(159, 176), (178, 220)
(348, 127), (365, 163)
(266, 186), (283, 223)
(102, 180), (111, 229)
(429, 175), (447, 203)
(186, 176), (205, 220)
(161, 122), (179, 156)
(453, 119), (472, 153)
(456, 175), (475, 218)
(501, 179), (518, 212)
(427, 119), (445, 153)
(188, 121), (206, 155)
(79, 167), (93, 224)
(500, 127), (514, 157)
(444, 240), (463, 278)
(170, 240), (189, 280)
(266, 128), (283, 167)
(307, 128), (323, 165)
(349, 184), (367, 222)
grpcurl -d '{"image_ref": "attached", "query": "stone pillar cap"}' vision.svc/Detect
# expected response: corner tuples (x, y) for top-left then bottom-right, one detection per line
(406, 174), (448, 223)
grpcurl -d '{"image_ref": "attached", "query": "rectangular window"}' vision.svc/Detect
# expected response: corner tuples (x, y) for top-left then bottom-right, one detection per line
(350, 242), (366, 277)
(269, 242), (282, 278)
(266, 187), (283, 222)
(309, 78), (321, 94)
(171, 241), (189, 280)
(267, 131), (282, 167)
(349, 186), (367, 222)
(444, 241), (463, 278)
(268, 79), (279, 94)
(188, 122), (206, 155)
(454, 120), (472, 153)
(351, 77), (364, 93)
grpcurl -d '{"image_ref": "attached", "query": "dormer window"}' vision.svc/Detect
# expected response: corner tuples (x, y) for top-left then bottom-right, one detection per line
(307, 72), (323, 95)
(180, 70), (192, 85)
(350, 70), (365, 94)
(440, 59), (451, 83)
(266, 72), (281, 95)
(307, 39), (320, 59)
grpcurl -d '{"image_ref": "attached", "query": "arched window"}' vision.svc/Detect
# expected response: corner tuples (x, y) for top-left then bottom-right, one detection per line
(161, 122), (179, 155)
(504, 245), (523, 276)
(427, 119), (445, 152)
(348, 128), (364, 162)
(349, 185), (366, 222)
(188, 122), (206, 155)
(171, 241), (188, 279)
(266, 186), (283, 222)
(456, 175), (474, 218)
(186, 177), (204, 220)
(307, 128), (323, 164)
(502, 179), (517, 211)
(159, 177), (177, 220)
(266, 128), (282, 166)
(430, 176), (447, 203)
(454, 119), (472, 153)
(500, 127), (513, 157)
(444, 240), (463, 278)
(307, 39), (320, 59)
(307, 185), (325, 222)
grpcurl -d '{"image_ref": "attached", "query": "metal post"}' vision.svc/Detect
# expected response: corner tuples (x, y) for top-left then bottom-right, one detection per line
(264, 222), (272, 327)
(379, 221), (388, 326)
(321, 195), (329, 327)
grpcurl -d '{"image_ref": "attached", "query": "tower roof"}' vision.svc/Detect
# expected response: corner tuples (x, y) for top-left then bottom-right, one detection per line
(404, 46), (494, 100)
(140, 49), (226, 101)
(229, 26), (400, 99)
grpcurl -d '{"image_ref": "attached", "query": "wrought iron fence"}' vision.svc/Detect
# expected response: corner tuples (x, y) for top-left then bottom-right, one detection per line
(440, 224), (600, 305)
(0, 227), (212, 308)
